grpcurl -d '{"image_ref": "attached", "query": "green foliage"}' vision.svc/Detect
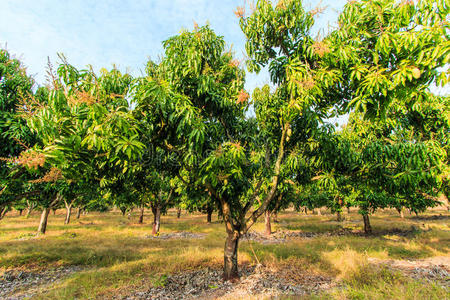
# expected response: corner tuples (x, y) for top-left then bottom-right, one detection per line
(331, 0), (449, 118)
(0, 48), (36, 208)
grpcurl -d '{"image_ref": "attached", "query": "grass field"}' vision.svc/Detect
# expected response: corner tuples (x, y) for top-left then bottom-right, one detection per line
(0, 208), (449, 299)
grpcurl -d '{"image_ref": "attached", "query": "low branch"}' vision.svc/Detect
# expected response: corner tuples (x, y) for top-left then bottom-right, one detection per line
(244, 122), (289, 232)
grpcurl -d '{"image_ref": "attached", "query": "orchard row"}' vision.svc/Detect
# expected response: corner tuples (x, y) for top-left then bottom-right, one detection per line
(0, 0), (448, 279)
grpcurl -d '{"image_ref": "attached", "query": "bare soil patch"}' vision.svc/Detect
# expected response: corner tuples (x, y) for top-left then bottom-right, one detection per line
(0, 266), (85, 300)
(121, 265), (335, 300)
(242, 228), (419, 244)
(143, 232), (206, 240)
(368, 256), (450, 288)
(410, 214), (450, 221)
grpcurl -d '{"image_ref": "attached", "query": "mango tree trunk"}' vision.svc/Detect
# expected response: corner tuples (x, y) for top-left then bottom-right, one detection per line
(76, 207), (82, 219)
(223, 230), (240, 280)
(317, 208), (322, 216)
(337, 211), (343, 222)
(26, 203), (34, 218)
(0, 206), (8, 220)
(177, 208), (181, 218)
(64, 202), (72, 225)
(38, 208), (50, 234)
(207, 205), (213, 224)
(152, 205), (161, 235)
(363, 214), (372, 234)
(400, 210), (404, 219)
(19, 209), (23, 216)
(139, 206), (144, 224)
(264, 210), (272, 236)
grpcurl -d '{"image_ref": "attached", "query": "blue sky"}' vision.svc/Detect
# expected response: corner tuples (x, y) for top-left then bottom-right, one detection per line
(1, 0), (348, 92)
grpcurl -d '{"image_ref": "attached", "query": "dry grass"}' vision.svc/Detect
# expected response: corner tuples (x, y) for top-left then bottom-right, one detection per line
(0, 208), (449, 299)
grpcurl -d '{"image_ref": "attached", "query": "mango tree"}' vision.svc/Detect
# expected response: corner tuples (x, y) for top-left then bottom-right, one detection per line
(0, 48), (37, 218)
(135, 0), (344, 277)
(307, 109), (446, 234)
(21, 58), (142, 233)
(322, 0), (449, 231)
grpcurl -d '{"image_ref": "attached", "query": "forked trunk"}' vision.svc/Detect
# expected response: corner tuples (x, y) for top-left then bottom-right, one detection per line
(38, 208), (50, 234)
(76, 208), (82, 219)
(26, 207), (33, 218)
(64, 205), (72, 225)
(264, 210), (272, 236)
(177, 208), (181, 218)
(152, 205), (161, 235)
(337, 211), (343, 222)
(223, 231), (240, 280)
(139, 206), (144, 224)
(207, 206), (213, 224)
(26, 201), (35, 218)
(363, 214), (372, 234)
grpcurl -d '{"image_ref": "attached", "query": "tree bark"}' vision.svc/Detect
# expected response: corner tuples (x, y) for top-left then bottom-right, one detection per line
(64, 201), (72, 225)
(76, 208), (82, 219)
(317, 208), (322, 216)
(347, 207), (351, 214)
(0, 206), (8, 220)
(177, 208), (181, 218)
(304, 207), (308, 215)
(152, 205), (161, 235)
(19, 209), (23, 216)
(363, 214), (372, 234)
(38, 208), (50, 234)
(397, 207), (404, 219)
(139, 205), (144, 224)
(223, 231), (240, 280)
(26, 202), (35, 218)
(337, 211), (343, 222)
(207, 206), (213, 224)
(265, 210), (272, 236)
